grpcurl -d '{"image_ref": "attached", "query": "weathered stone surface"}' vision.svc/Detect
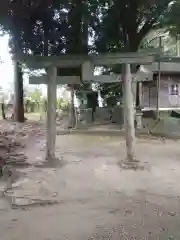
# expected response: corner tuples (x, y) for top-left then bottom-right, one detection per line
(111, 106), (124, 126)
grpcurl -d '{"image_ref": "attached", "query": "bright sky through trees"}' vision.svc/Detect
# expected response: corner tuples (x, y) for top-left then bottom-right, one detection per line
(0, 34), (46, 97)
(0, 34), (72, 102)
(0, 34), (14, 92)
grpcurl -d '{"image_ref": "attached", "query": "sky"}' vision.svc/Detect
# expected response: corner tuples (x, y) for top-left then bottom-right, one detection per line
(0, 34), (14, 92)
(0, 34), (32, 95)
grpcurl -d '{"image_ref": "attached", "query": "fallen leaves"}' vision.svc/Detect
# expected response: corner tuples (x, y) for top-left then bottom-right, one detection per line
(0, 126), (28, 174)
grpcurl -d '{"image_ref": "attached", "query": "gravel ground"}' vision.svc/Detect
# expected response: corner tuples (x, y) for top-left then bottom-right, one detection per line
(0, 121), (180, 239)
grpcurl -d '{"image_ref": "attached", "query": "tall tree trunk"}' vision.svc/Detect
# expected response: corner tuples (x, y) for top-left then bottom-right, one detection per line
(1, 102), (6, 120)
(13, 61), (24, 122)
(68, 87), (76, 128)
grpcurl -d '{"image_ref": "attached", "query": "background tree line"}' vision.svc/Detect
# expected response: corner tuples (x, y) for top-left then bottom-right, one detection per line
(0, 87), (69, 120)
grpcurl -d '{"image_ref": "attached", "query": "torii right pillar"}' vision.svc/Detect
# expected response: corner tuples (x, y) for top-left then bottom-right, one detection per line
(123, 63), (136, 162)
(46, 66), (57, 161)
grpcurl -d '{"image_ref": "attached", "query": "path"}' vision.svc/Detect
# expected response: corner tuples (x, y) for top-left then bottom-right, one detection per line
(0, 121), (180, 239)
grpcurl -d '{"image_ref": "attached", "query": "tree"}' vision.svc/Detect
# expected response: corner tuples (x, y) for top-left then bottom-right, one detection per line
(13, 61), (24, 122)
(93, 0), (173, 105)
(160, 0), (180, 36)
(0, 86), (6, 120)
(0, 0), (178, 115)
(0, 0), (68, 122)
(94, 0), (173, 52)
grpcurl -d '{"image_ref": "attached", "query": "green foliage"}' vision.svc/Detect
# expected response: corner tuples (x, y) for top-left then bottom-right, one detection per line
(93, 0), (173, 103)
(0, 0), (174, 56)
(75, 83), (92, 102)
(30, 89), (42, 102)
(57, 98), (69, 110)
(94, 0), (173, 52)
(98, 83), (122, 107)
(160, 0), (180, 36)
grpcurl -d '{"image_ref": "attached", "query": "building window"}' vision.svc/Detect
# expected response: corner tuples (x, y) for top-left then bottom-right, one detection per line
(170, 84), (179, 95)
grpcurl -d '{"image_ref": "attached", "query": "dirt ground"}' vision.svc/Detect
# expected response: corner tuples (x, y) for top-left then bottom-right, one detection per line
(0, 121), (180, 239)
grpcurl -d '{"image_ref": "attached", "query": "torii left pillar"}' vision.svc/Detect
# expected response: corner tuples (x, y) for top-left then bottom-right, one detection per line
(46, 66), (57, 161)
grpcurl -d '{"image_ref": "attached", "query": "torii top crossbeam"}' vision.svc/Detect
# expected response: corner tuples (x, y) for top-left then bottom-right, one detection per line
(15, 52), (180, 86)
(15, 52), (180, 69)
(15, 52), (158, 68)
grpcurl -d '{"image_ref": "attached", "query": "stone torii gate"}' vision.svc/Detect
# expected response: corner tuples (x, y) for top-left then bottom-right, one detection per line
(29, 64), (153, 134)
(15, 53), (180, 164)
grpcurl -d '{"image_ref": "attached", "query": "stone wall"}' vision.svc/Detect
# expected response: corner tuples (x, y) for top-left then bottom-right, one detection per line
(79, 107), (124, 126)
